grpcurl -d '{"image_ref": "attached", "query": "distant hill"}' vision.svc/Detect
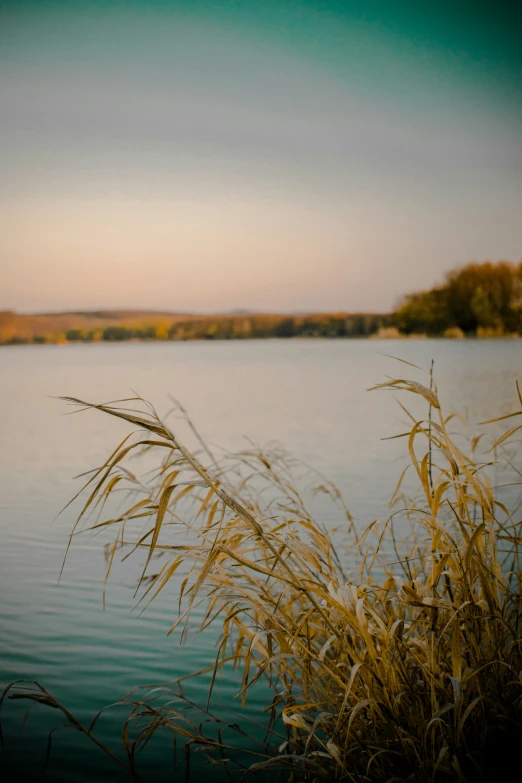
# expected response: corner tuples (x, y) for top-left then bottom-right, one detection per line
(0, 310), (205, 338)
(0, 309), (195, 344)
(0, 309), (390, 344)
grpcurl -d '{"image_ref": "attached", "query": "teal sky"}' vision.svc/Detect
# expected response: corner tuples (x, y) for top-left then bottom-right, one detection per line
(1, 0), (521, 312)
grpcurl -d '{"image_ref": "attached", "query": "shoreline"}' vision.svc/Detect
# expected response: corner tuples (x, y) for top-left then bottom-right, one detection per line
(1, 333), (520, 347)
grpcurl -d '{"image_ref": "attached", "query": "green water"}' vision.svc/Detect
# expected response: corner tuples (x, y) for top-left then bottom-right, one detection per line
(1, 339), (520, 780)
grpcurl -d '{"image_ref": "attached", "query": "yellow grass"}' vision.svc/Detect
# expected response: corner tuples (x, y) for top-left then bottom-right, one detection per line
(2, 364), (522, 781)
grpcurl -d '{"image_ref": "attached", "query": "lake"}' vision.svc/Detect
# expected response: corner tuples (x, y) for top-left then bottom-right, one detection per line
(1, 339), (520, 780)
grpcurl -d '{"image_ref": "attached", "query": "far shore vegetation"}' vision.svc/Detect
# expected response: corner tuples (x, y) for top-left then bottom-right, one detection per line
(2, 260), (521, 345)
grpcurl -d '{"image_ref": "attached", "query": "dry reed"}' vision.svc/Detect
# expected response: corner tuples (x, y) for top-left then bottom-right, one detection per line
(2, 364), (522, 781)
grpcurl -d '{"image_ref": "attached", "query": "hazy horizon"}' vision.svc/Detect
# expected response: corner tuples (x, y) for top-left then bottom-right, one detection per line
(2, 0), (521, 313)
(9, 307), (391, 316)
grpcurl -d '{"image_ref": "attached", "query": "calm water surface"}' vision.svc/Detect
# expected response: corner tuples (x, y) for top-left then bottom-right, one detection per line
(1, 340), (520, 780)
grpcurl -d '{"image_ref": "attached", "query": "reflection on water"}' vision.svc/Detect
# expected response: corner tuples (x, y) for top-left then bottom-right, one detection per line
(0, 339), (520, 779)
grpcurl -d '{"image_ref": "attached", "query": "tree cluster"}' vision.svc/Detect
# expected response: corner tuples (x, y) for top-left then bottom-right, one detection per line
(394, 261), (522, 336)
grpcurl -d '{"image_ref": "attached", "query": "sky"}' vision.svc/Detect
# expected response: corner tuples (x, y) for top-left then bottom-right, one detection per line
(1, 0), (521, 313)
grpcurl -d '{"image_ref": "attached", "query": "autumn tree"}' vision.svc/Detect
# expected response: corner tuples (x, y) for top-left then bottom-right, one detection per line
(394, 261), (522, 335)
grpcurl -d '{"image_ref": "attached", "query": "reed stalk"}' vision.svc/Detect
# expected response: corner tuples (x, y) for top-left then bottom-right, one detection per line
(2, 367), (522, 781)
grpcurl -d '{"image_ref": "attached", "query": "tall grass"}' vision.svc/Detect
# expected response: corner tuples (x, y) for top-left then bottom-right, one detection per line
(3, 364), (522, 781)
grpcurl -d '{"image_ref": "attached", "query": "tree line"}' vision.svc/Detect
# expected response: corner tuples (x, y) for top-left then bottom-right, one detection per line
(49, 313), (390, 343)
